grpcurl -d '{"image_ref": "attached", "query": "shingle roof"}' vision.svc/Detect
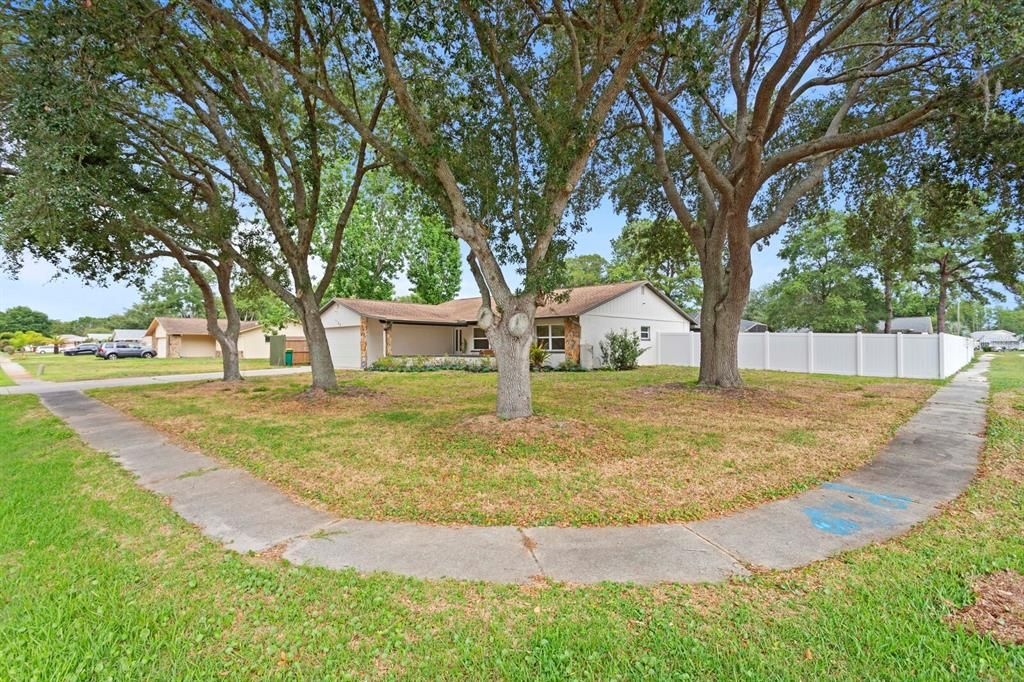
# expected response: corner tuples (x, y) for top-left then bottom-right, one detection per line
(328, 281), (695, 325)
(112, 329), (148, 340)
(147, 317), (262, 336)
(876, 316), (933, 334)
(971, 329), (1019, 342)
(689, 312), (768, 332)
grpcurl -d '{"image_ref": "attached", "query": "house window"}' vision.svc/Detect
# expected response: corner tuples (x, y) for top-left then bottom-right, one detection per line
(640, 326), (651, 341)
(472, 327), (489, 351)
(535, 324), (565, 351)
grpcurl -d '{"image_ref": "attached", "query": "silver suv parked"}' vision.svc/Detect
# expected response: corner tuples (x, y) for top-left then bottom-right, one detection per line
(97, 342), (157, 360)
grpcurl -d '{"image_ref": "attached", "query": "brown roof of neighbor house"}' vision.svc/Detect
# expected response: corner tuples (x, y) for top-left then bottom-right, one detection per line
(145, 317), (263, 337)
(328, 281), (696, 325)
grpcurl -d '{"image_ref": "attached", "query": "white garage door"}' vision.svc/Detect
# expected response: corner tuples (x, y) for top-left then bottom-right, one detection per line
(326, 326), (361, 369)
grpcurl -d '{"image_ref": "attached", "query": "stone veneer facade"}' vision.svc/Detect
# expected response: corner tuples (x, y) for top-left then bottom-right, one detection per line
(359, 317), (367, 368)
(564, 317), (581, 364)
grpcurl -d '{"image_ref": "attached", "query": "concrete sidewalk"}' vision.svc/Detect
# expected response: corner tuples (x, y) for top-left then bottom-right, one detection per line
(0, 360), (310, 395)
(33, 356), (991, 585)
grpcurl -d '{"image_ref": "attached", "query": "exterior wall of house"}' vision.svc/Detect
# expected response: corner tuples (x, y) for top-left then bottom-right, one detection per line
(237, 329), (271, 359)
(146, 326), (169, 358)
(178, 334), (218, 358)
(390, 324), (453, 356)
(277, 322), (307, 338)
(580, 285), (691, 367)
(322, 302), (363, 328)
(365, 319), (385, 365)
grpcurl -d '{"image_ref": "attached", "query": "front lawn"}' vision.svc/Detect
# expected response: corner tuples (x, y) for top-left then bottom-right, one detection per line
(12, 353), (271, 382)
(0, 363), (13, 386)
(94, 366), (936, 526)
(1, 357), (1021, 678)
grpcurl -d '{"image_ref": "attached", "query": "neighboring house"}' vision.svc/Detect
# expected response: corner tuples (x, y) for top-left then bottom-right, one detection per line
(112, 329), (150, 345)
(876, 317), (934, 334)
(319, 281), (696, 370)
(57, 334), (87, 349)
(689, 312), (769, 333)
(971, 329), (1022, 351)
(144, 317), (271, 359)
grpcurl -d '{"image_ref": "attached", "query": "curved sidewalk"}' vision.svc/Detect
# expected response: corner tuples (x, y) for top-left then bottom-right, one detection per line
(32, 356), (990, 585)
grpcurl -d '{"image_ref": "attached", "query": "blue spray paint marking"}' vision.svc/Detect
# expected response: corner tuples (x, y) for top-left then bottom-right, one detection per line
(802, 497), (905, 536)
(822, 482), (911, 510)
(803, 506), (860, 535)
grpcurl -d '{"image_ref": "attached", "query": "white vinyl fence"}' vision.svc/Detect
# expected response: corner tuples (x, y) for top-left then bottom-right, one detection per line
(658, 331), (974, 380)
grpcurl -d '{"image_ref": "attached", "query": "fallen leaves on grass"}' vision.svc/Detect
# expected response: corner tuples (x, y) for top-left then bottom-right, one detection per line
(947, 570), (1024, 645)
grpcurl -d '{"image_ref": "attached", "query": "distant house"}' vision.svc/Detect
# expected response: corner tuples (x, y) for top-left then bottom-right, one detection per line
(86, 332), (112, 342)
(320, 281), (696, 369)
(689, 312), (769, 333)
(971, 329), (1021, 351)
(876, 317), (933, 334)
(112, 329), (150, 345)
(144, 317), (270, 359)
(57, 334), (87, 349)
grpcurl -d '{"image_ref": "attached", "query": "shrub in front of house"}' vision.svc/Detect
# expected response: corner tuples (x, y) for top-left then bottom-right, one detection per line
(369, 355), (497, 373)
(529, 343), (550, 370)
(599, 329), (647, 370)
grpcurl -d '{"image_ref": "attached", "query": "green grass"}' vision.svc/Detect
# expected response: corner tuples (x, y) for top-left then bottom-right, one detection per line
(92, 367), (937, 527)
(1, 357), (1022, 678)
(10, 353), (271, 382)
(0, 363), (13, 386)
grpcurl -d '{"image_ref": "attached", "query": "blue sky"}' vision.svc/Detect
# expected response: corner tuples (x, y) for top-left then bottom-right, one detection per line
(0, 198), (787, 320)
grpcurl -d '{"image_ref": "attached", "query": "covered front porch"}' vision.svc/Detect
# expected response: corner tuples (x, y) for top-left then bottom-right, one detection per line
(361, 317), (578, 368)
(362, 320), (490, 367)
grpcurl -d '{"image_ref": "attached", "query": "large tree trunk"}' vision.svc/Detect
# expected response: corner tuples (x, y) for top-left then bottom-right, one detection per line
(296, 292), (338, 391)
(937, 272), (948, 333)
(485, 297), (535, 419)
(210, 261), (242, 382)
(697, 279), (745, 387)
(695, 216), (753, 388)
(883, 276), (894, 334)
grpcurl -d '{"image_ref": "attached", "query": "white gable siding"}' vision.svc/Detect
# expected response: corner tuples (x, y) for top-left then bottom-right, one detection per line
(580, 285), (690, 367)
(321, 301), (363, 328)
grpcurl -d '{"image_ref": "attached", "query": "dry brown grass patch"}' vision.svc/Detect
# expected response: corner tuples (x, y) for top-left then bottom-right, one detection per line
(91, 368), (937, 526)
(460, 414), (599, 444)
(946, 570), (1024, 645)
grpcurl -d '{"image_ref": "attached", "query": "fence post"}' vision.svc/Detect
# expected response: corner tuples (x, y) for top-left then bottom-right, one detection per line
(896, 332), (904, 378)
(855, 331), (864, 376)
(763, 330), (770, 370)
(689, 332), (697, 367)
(937, 333), (946, 379)
(806, 331), (814, 374)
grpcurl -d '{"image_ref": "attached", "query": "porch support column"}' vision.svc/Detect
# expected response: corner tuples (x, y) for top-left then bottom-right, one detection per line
(384, 322), (393, 357)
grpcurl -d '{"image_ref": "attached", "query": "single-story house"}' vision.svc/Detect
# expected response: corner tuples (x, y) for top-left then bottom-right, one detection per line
(112, 329), (150, 345)
(319, 281), (696, 369)
(689, 312), (769, 333)
(971, 329), (1022, 351)
(57, 334), (87, 349)
(876, 316), (933, 334)
(145, 317), (270, 359)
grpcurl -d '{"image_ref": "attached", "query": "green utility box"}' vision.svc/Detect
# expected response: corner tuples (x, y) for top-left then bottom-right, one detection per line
(284, 349), (294, 367)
